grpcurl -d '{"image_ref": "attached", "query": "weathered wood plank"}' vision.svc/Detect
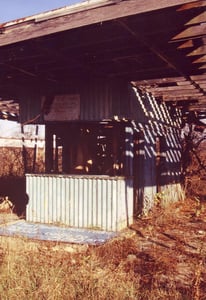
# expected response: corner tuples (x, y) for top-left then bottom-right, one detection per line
(162, 95), (205, 100)
(193, 55), (206, 63)
(0, 0), (199, 47)
(198, 83), (206, 88)
(177, 81), (195, 86)
(147, 85), (196, 92)
(133, 76), (186, 85)
(177, 0), (206, 11)
(186, 11), (206, 25)
(178, 40), (194, 49)
(199, 63), (206, 69)
(172, 23), (206, 41)
(153, 89), (204, 95)
(188, 106), (206, 111)
(188, 45), (206, 56)
(190, 74), (206, 80)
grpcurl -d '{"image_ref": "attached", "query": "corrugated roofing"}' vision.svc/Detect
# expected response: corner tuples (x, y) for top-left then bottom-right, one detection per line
(0, 0), (111, 28)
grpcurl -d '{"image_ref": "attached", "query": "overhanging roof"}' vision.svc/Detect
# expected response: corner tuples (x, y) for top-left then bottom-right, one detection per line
(0, 0), (205, 120)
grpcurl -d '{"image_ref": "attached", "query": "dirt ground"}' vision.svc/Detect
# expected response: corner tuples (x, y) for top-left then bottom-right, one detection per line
(0, 197), (206, 297)
(128, 198), (206, 294)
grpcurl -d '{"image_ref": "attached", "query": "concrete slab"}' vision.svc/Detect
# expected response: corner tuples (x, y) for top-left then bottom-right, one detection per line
(0, 220), (117, 245)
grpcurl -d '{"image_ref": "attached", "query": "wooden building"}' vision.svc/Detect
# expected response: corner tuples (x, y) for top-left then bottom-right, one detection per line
(0, 0), (205, 230)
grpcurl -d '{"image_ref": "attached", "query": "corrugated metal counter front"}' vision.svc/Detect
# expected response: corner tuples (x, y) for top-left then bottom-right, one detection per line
(26, 174), (133, 231)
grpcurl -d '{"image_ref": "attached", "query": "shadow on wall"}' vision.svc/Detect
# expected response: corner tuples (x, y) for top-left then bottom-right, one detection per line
(129, 86), (183, 187)
(0, 176), (28, 217)
(128, 86), (184, 214)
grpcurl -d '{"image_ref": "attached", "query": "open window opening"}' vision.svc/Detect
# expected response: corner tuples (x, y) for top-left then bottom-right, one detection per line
(45, 121), (126, 176)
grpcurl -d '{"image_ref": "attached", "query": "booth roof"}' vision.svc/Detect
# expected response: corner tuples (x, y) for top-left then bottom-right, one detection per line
(0, 0), (205, 120)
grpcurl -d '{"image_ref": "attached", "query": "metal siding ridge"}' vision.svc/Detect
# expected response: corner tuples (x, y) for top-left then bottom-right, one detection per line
(26, 174), (131, 231)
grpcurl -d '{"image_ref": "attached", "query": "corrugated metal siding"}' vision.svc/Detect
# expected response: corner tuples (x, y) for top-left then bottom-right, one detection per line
(79, 79), (131, 121)
(19, 90), (43, 124)
(26, 174), (133, 231)
(20, 79), (132, 123)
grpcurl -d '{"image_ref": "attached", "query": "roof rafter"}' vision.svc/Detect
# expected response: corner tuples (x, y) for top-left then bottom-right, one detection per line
(117, 19), (206, 97)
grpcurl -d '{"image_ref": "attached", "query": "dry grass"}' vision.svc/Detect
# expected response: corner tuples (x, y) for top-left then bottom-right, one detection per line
(0, 198), (206, 299)
(184, 138), (206, 201)
(0, 147), (44, 176)
(0, 237), (138, 300)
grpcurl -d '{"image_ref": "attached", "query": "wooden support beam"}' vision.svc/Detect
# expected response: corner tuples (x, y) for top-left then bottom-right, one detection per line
(1, 63), (37, 78)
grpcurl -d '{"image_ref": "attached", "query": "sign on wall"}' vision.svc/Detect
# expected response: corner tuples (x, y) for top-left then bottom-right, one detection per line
(43, 94), (80, 121)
